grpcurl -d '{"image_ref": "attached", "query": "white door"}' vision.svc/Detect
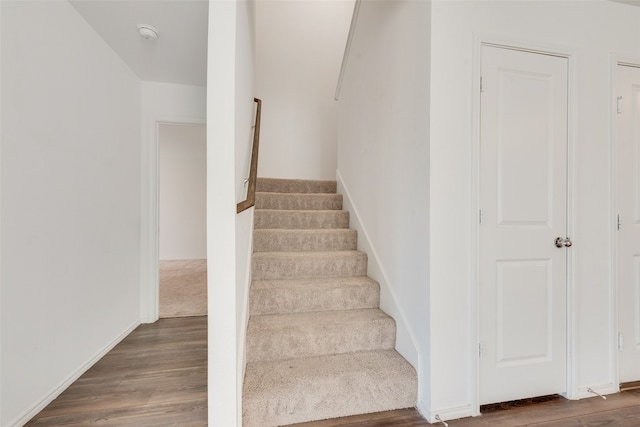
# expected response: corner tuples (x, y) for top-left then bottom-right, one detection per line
(616, 64), (640, 385)
(479, 45), (569, 405)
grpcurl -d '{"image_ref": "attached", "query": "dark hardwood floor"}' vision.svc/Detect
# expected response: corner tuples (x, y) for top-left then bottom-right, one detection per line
(25, 316), (640, 426)
(25, 316), (207, 427)
(292, 389), (640, 427)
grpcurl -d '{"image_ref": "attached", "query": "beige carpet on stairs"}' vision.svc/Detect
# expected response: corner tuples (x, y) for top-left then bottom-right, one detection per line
(159, 259), (207, 318)
(243, 177), (417, 427)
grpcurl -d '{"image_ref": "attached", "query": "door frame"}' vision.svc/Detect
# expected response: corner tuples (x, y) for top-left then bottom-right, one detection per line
(470, 36), (578, 414)
(140, 115), (206, 324)
(611, 56), (640, 389)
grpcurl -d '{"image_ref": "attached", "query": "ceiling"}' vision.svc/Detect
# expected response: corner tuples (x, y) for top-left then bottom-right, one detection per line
(69, 0), (208, 87)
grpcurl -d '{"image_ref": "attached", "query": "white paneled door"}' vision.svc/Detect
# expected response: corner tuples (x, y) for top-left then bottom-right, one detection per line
(616, 64), (640, 385)
(479, 45), (569, 405)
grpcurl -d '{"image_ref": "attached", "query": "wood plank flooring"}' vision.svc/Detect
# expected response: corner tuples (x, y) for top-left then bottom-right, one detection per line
(24, 315), (640, 426)
(291, 389), (640, 427)
(25, 316), (207, 427)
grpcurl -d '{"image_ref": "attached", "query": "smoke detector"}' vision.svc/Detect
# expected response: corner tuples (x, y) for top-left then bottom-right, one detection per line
(137, 24), (159, 40)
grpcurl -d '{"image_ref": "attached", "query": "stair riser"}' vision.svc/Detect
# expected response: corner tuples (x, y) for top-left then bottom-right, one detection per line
(255, 193), (343, 211)
(250, 281), (380, 315)
(246, 315), (395, 362)
(253, 229), (357, 252)
(254, 210), (349, 229)
(256, 178), (337, 194)
(252, 253), (367, 281)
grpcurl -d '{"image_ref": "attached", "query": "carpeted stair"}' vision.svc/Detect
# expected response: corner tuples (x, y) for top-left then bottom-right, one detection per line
(243, 178), (417, 427)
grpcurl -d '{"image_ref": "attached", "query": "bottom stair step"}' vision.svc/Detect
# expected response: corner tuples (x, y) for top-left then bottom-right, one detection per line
(242, 350), (417, 427)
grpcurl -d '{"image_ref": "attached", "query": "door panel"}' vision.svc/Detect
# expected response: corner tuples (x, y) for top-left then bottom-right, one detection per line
(616, 64), (640, 384)
(480, 45), (569, 405)
(496, 259), (552, 367)
(497, 71), (554, 226)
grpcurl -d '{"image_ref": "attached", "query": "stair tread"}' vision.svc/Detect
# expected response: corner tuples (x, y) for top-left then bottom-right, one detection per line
(256, 191), (339, 195)
(256, 209), (347, 214)
(253, 250), (365, 258)
(250, 276), (380, 315)
(256, 177), (337, 194)
(247, 309), (395, 362)
(255, 192), (343, 211)
(251, 275), (378, 287)
(248, 308), (393, 333)
(252, 251), (368, 281)
(255, 227), (353, 232)
(253, 228), (357, 252)
(243, 349), (417, 427)
(254, 209), (349, 229)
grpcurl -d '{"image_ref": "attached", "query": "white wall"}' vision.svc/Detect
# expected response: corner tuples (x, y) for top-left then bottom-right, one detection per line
(0, 1), (142, 425)
(0, 1), (4, 422)
(158, 123), (207, 260)
(139, 81), (206, 322)
(234, 0), (256, 424)
(255, 0), (353, 180)
(336, 0), (431, 416)
(429, 0), (640, 420)
(207, 0), (256, 425)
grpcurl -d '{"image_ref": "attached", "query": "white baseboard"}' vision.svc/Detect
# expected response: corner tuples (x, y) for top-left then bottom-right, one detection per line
(576, 383), (618, 400)
(9, 320), (140, 427)
(424, 403), (475, 423)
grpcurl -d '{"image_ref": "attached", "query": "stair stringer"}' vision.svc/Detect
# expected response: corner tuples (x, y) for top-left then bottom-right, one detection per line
(336, 170), (426, 413)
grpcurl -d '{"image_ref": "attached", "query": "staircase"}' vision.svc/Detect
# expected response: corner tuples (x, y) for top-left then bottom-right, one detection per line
(242, 178), (417, 427)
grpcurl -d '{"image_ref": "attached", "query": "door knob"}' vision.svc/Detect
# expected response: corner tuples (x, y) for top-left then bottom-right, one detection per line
(555, 237), (572, 248)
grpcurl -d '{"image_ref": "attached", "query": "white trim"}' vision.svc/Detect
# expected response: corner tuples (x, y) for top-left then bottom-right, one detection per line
(470, 33), (483, 418)
(577, 383), (618, 400)
(8, 321), (140, 427)
(334, 0), (361, 101)
(0, 1), (3, 422)
(565, 42), (579, 402)
(610, 55), (621, 393)
(140, 115), (206, 324)
(423, 403), (475, 424)
(471, 34), (578, 411)
(336, 170), (423, 409)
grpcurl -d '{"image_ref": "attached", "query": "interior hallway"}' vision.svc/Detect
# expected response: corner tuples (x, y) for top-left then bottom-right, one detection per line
(159, 259), (207, 318)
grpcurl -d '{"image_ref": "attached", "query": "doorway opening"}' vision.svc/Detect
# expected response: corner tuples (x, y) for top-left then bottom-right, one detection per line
(157, 123), (208, 318)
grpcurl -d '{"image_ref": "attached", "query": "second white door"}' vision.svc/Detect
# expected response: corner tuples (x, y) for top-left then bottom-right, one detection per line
(616, 64), (640, 385)
(479, 45), (569, 405)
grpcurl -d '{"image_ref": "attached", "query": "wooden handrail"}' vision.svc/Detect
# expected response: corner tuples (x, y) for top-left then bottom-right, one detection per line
(237, 98), (262, 213)
(335, 0), (361, 101)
